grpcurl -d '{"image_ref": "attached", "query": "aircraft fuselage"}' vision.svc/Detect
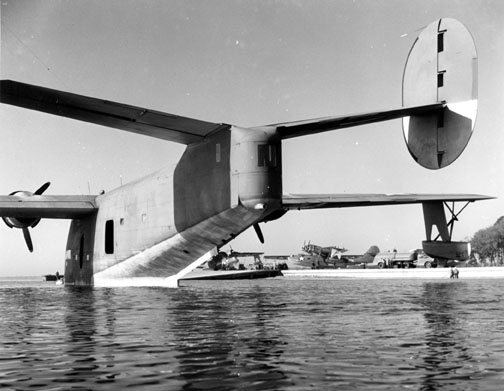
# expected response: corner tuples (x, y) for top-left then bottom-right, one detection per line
(64, 126), (283, 285)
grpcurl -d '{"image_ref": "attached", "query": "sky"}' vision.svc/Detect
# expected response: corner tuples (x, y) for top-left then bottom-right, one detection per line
(1, 0), (503, 276)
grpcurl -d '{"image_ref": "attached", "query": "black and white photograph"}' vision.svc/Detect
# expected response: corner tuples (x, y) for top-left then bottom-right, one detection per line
(1, 1), (503, 389)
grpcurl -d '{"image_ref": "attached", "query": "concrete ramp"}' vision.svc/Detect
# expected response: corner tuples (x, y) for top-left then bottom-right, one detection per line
(282, 267), (504, 279)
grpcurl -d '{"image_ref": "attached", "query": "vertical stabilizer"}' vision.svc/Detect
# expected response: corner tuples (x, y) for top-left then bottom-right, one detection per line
(402, 18), (477, 169)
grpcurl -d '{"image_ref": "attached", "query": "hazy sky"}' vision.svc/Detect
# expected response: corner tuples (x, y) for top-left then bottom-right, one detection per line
(1, 0), (503, 276)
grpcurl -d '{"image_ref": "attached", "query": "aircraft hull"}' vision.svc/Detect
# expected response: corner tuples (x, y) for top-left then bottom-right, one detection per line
(92, 204), (261, 285)
(64, 125), (281, 286)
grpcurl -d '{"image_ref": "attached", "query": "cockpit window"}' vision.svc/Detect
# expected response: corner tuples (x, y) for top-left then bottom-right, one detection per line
(258, 144), (277, 167)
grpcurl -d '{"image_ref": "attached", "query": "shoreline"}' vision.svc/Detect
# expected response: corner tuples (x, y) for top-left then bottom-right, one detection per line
(3, 266), (504, 282)
(281, 266), (504, 279)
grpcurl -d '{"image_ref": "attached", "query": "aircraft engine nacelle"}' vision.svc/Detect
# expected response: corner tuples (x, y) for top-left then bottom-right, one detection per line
(3, 215), (40, 230)
(1, 182), (51, 252)
(2, 191), (41, 229)
(402, 18), (477, 169)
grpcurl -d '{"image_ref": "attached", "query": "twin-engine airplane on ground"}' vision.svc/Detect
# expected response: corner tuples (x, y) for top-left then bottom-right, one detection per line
(0, 19), (493, 286)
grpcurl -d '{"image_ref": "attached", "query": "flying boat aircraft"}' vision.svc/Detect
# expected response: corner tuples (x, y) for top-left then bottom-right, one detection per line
(0, 19), (493, 286)
(292, 244), (380, 269)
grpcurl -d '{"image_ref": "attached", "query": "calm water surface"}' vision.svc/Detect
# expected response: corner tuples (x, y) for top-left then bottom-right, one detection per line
(1, 277), (504, 390)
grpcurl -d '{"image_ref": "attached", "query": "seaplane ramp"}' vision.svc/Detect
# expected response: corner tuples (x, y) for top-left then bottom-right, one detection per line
(281, 267), (504, 279)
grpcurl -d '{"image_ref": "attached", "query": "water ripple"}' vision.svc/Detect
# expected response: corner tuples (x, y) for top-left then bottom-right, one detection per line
(1, 279), (504, 390)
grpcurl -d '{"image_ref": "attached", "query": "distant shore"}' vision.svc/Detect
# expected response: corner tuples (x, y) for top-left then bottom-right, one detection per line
(281, 266), (504, 279)
(2, 266), (504, 282)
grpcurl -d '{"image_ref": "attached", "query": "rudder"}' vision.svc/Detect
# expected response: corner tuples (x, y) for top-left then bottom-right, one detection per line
(402, 18), (477, 169)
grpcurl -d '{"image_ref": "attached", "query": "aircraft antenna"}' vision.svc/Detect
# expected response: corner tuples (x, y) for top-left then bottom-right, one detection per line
(1, 20), (69, 89)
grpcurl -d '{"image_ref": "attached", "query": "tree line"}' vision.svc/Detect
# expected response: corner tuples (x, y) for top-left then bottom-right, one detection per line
(471, 216), (504, 266)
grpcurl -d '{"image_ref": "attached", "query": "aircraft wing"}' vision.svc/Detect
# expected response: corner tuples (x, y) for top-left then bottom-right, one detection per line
(0, 80), (229, 145)
(282, 193), (494, 210)
(0, 195), (97, 219)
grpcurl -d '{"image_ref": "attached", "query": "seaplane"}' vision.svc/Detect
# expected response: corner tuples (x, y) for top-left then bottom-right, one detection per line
(0, 19), (493, 286)
(292, 243), (380, 269)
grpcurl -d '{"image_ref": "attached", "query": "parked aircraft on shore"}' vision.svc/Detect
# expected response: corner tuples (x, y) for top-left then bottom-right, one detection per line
(206, 250), (264, 271)
(302, 241), (348, 259)
(0, 19), (493, 286)
(291, 244), (380, 269)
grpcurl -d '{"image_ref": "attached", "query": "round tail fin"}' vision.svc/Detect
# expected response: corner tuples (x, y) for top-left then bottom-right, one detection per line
(402, 18), (477, 169)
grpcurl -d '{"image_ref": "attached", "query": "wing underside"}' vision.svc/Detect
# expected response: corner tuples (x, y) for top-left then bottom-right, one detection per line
(282, 193), (493, 210)
(0, 195), (97, 219)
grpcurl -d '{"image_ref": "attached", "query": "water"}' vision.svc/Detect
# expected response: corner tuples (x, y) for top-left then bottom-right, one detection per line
(1, 277), (504, 390)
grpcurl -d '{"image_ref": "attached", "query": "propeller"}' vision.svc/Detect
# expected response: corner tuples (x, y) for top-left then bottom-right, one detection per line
(34, 182), (51, 195)
(253, 223), (264, 244)
(22, 228), (34, 252)
(2, 182), (51, 252)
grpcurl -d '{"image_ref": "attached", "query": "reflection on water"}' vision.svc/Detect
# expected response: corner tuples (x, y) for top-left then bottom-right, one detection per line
(1, 278), (504, 390)
(63, 287), (99, 385)
(169, 287), (290, 390)
(420, 282), (472, 390)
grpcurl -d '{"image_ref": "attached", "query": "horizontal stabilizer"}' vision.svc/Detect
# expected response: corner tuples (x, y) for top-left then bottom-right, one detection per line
(270, 103), (444, 140)
(282, 193), (493, 210)
(0, 80), (228, 145)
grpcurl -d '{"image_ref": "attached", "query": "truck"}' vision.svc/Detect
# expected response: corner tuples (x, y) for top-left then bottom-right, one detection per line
(372, 249), (438, 269)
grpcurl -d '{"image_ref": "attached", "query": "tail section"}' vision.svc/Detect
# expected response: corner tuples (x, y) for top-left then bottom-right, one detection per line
(356, 245), (381, 264)
(403, 18), (477, 169)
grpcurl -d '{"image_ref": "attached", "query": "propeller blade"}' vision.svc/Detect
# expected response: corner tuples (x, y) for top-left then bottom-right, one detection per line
(253, 223), (264, 244)
(34, 182), (51, 195)
(22, 227), (34, 252)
